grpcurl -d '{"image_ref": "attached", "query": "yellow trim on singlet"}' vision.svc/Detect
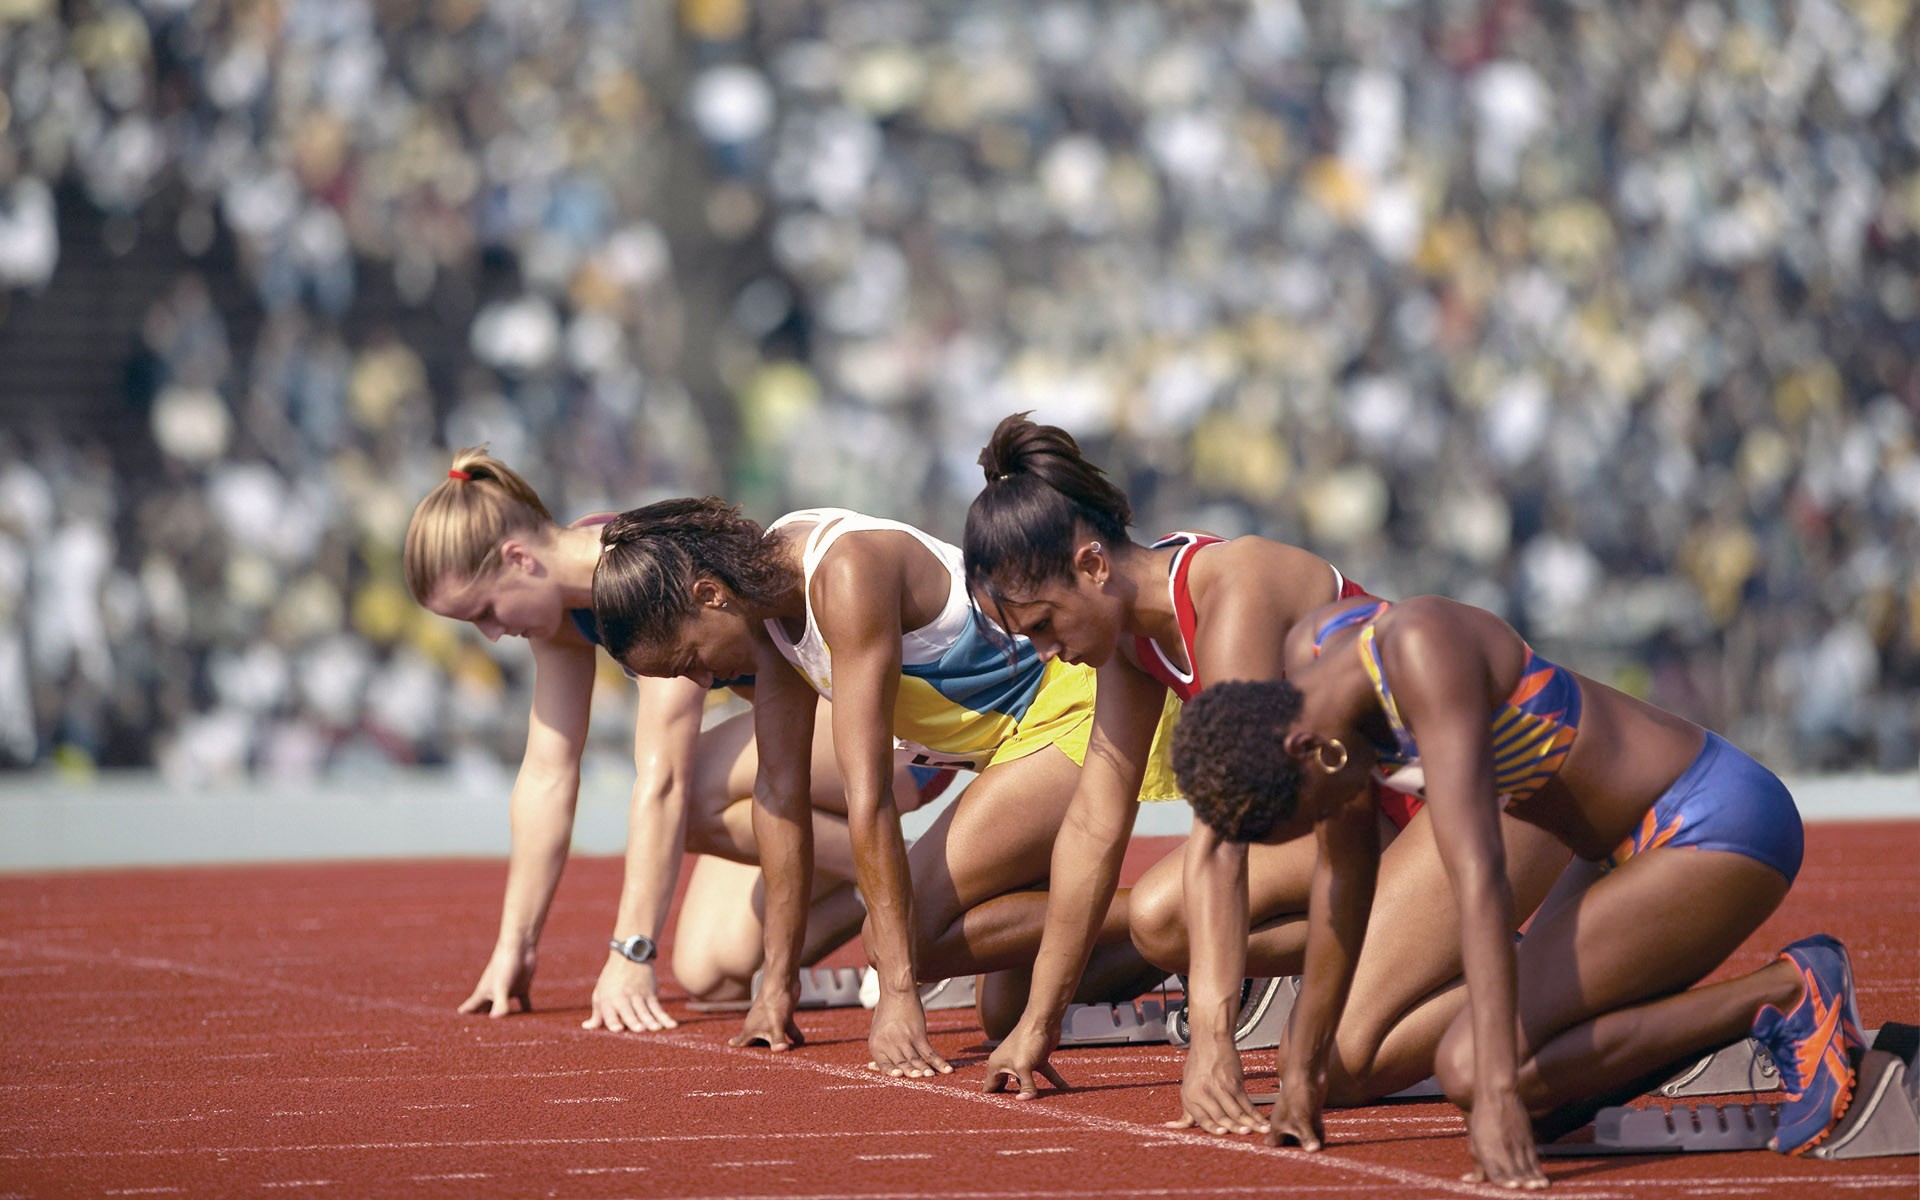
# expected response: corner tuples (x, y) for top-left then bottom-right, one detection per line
(984, 659), (1185, 802)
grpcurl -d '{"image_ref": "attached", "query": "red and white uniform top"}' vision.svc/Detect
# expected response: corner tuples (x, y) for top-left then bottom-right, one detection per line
(1130, 532), (1421, 829)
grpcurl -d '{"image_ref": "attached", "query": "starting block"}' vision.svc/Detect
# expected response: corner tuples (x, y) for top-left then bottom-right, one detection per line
(1169, 976), (1299, 1051)
(1543, 1022), (1919, 1160)
(747, 966), (866, 1009)
(1538, 1102), (1781, 1156)
(919, 974), (977, 1012)
(981, 997), (1167, 1048)
(856, 970), (978, 1011)
(1808, 1037), (1920, 1160)
(795, 966), (865, 1009)
(1657, 1037), (1782, 1097)
(1056, 998), (1169, 1046)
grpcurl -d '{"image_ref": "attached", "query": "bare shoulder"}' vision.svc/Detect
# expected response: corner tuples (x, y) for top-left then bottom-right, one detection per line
(1374, 596), (1519, 685)
(811, 523), (913, 594)
(1189, 534), (1337, 621)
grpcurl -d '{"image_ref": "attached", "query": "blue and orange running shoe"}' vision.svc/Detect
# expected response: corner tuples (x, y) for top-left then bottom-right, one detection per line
(1749, 933), (1867, 1155)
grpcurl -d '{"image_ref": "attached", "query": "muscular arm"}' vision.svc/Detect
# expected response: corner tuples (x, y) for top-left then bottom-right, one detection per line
(1383, 605), (1541, 1186)
(1271, 793), (1378, 1148)
(735, 647), (818, 1051)
(459, 636), (597, 1016)
(585, 673), (709, 1032)
(985, 657), (1163, 1097)
(1174, 821), (1267, 1133)
(811, 537), (952, 1077)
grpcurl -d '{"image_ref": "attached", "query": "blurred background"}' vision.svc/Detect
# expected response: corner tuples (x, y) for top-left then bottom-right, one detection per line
(0, 0), (1915, 799)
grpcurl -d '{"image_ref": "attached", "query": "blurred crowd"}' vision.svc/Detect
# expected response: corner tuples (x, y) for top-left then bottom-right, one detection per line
(0, 0), (1914, 783)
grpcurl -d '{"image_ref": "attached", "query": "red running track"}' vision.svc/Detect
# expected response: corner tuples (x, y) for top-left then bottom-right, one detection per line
(2, 824), (1916, 1198)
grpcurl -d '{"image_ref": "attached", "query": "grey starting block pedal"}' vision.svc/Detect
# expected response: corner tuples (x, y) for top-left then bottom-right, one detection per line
(795, 966), (864, 1009)
(1168, 976), (1299, 1051)
(748, 966), (865, 1009)
(1055, 998), (1169, 1046)
(856, 970), (978, 1011)
(1538, 1102), (1780, 1157)
(1657, 1037), (1782, 1097)
(1808, 1032), (1920, 1160)
(919, 974), (977, 1012)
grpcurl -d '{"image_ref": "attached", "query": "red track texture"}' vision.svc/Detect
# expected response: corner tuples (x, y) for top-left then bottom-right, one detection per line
(3, 824), (1916, 1199)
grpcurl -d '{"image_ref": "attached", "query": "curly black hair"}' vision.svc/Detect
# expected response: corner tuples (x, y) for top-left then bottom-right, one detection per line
(1171, 679), (1306, 842)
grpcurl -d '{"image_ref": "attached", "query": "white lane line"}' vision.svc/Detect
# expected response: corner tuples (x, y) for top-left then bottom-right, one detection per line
(0, 934), (1704, 1200)
(129, 1110), (235, 1125)
(997, 1148), (1073, 1155)
(103, 1190), (185, 1196)
(0, 965), (68, 976)
(711, 1160), (793, 1168)
(856, 1154), (932, 1161)
(0, 1130), (1071, 1159)
(401, 1103), (474, 1111)
(258, 1183), (333, 1190)
(408, 1175), (489, 1182)
(685, 1089), (761, 1097)
(545, 1097), (626, 1104)
(564, 1167), (648, 1175)
(0, 1066), (695, 1090)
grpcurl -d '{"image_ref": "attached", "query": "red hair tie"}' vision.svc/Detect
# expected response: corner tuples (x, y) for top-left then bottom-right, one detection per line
(448, 468), (472, 481)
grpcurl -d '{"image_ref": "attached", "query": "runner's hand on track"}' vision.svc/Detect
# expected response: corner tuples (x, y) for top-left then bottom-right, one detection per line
(1265, 1074), (1326, 1151)
(457, 941), (536, 1017)
(583, 957), (678, 1032)
(864, 990), (951, 1079)
(982, 1021), (1067, 1099)
(1464, 1089), (1547, 1189)
(1167, 1034), (1267, 1135)
(731, 992), (805, 1052)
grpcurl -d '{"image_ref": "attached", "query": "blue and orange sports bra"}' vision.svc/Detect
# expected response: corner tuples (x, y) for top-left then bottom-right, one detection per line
(1313, 601), (1581, 805)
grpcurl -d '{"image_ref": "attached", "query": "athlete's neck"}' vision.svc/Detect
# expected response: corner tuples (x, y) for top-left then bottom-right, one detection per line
(747, 525), (809, 634)
(552, 524), (604, 609)
(1116, 540), (1184, 649)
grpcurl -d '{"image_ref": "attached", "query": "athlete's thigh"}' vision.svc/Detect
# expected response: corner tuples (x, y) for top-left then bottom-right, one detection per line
(1344, 810), (1569, 1024)
(693, 708), (759, 813)
(1511, 847), (1790, 1053)
(1129, 840), (1186, 926)
(701, 697), (868, 817)
(906, 744), (1083, 921)
(1246, 832), (1320, 924)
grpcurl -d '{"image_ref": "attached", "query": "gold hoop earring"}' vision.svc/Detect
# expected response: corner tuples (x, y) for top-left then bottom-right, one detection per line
(1315, 739), (1348, 775)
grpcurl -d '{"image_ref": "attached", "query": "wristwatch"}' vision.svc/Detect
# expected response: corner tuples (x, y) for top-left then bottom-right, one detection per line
(609, 934), (657, 964)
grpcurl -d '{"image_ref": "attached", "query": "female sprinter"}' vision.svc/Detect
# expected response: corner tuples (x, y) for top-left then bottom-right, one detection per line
(1172, 594), (1862, 1185)
(962, 413), (1569, 1133)
(590, 500), (1181, 1079)
(405, 447), (932, 1029)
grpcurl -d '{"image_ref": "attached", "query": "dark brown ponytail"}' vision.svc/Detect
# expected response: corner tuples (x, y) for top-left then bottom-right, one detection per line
(963, 412), (1133, 600)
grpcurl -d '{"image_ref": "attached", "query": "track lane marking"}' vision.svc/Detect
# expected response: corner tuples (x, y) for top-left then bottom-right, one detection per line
(8, 936), (1904, 1199)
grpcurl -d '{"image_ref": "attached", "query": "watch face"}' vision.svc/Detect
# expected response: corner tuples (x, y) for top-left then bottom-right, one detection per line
(619, 936), (655, 963)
